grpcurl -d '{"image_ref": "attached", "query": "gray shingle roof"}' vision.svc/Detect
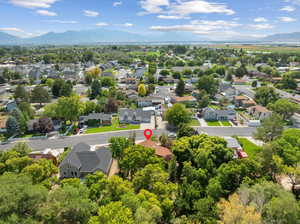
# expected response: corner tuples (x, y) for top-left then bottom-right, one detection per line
(79, 113), (111, 122)
(59, 143), (112, 175)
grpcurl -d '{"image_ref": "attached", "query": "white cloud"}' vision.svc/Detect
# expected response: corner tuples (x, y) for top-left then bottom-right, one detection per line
(83, 10), (100, 17)
(113, 1), (122, 7)
(279, 16), (297, 22)
(9, 0), (58, 8)
(150, 20), (240, 32)
(123, 23), (134, 27)
(140, 0), (234, 17)
(248, 23), (274, 30)
(96, 22), (109, 27)
(0, 27), (24, 32)
(168, 0), (235, 16)
(140, 0), (169, 14)
(157, 15), (190, 19)
(46, 20), (78, 24)
(254, 17), (267, 22)
(280, 6), (296, 12)
(285, 0), (300, 5)
(36, 10), (57, 16)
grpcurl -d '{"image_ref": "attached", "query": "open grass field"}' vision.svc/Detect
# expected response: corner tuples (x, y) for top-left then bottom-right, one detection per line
(211, 44), (300, 53)
(237, 137), (262, 158)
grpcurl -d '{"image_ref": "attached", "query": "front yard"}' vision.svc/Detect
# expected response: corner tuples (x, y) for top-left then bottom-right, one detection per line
(236, 137), (262, 158)
(84, 118), (140, 134)
(207, 121), (222, 126)
(206, 120), (232, 126)
(220, 121), (232, 126)
(189, 119), (200, 126)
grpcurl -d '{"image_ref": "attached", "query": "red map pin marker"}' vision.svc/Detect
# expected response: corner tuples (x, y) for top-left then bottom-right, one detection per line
(144, 129), (153, 140)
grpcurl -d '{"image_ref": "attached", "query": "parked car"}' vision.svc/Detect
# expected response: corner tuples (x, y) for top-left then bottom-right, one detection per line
(168, 132), (177, 139)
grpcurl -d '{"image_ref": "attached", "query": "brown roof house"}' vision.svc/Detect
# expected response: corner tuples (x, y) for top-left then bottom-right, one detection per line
(139, 140), (172, 161)
(248, 105), (272, 120)
(29, 148), (62, 165)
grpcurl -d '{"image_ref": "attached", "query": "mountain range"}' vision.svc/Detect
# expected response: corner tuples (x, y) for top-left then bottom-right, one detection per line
(0, 29), (300, 45)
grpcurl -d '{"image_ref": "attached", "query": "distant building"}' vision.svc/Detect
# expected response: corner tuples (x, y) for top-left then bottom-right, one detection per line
(119, 108), (152, 124)
(59, 143), (112, 179)
(79, 113), (112, 126)
(29, 148), (62, 165)
(248, 105), (272, 120)
(202, 107), (236, 121)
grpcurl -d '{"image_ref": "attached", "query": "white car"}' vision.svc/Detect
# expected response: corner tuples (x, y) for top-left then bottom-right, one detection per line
(168, 132), (177, 139)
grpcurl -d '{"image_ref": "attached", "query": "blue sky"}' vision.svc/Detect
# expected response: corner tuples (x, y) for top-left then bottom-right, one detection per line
(0, 0), (300, 40)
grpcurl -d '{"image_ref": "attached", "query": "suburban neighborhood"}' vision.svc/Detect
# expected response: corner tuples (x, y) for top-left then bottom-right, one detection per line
(1, 44), (300, 223)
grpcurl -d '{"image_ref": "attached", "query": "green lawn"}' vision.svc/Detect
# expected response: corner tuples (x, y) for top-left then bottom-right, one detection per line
(17, 133), (44, 139)
(206, 121), (221, 126)
(84, 118), (140, 134)
(220, 121), (232, 126)
(236, 138), (262, 158)
(189, 119), (200, 126)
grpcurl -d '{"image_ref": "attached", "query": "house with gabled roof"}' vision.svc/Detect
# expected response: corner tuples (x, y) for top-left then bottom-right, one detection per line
(59, 142), (112, 179)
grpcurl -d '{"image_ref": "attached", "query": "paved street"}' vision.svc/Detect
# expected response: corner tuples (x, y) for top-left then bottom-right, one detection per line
(0, 127), (257, 151)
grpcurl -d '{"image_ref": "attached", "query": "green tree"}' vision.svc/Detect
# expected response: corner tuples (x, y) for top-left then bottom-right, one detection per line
(0, 173), (47, 222)
(197, 75), (219, 96)
(237, 181), (300, 224)
(254, 114), (284, 142)
(175, 79), (185, 97)
(18, 102), (35, 119)
(268, 99), (299, 120)
(165, 104), (191, 129)
(177, 124), (197, 138)
(90, 80), (101, 99)
(14, 85), (29, 103)
(11, 109), (27, 134)
(31, 86), (50, 106)
(119, 145), (162, 179)
(109, 137), (133, 159)
(254, 86), (279, 106)
(45, 95), (84, 122)
(88, 201), (134, 224)
(281, 73), (297, 90)
(6, 116), (19, 136)
(38, 185), (96, 224)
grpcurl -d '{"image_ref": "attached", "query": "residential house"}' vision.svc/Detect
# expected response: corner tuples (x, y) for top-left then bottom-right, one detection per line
(79, 113), (112, 127)
(248, 105), (272, 120)
(137, 96), (165, 107)
(234, 96), (249, 107)
(29, 148), (63, 165)
(119, 108), (152, 124)
(133, 68), (146, 79)
(202, 107), (236, 121)
(139, 140), (173, 161)
(102, 71), (114, 78)
(0, 116), (7, 133)
(59, 142), (112, 178)
(219, 80), (232, 92)
(171, 96), (197, 106)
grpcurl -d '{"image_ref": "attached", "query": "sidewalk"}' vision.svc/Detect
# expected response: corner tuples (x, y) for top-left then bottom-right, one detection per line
(198, 118), (208, 127)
